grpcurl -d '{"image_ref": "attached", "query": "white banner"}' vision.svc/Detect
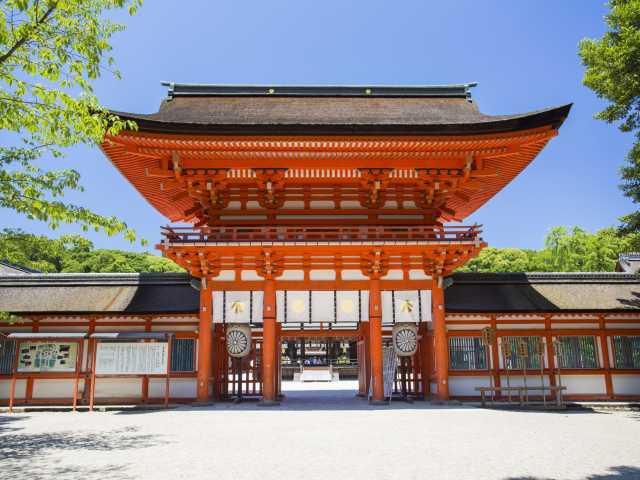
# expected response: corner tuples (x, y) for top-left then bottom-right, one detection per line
(95, 342), (168, 375)
(382, 290), (431, 323)
(277, 291), (369, 323)
(213, 291), (263, 323)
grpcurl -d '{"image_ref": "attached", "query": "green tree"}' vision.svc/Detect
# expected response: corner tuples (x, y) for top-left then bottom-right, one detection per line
(0, 229), (183, 273)
(579, 0), (640, 232)
(459, 226), (637, 273)
(0, 0), (141, 240)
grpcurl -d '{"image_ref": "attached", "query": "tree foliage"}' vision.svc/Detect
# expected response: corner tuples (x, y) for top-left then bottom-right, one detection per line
(579, 0), (640, 232)
(0, 0), (141, 240)
(0, 229), (182, 273)
(460, 226), (640, 273)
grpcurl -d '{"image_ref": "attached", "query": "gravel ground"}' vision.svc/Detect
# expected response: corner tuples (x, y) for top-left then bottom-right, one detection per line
(1, 381), (640, 480)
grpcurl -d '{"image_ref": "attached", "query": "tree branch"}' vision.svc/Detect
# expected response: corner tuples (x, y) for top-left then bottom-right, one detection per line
(0, 1), (58, 65)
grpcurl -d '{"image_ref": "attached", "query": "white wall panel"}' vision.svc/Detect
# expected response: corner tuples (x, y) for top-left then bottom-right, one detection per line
(558, 375), (606, 395)
(93, 378), (141, 398)
(341, 270), (368, 281)
(449, 376), (491, 396)
(0, 379), (26, 399)
(279, 270), (304, 280)
(32, 379), (85, 399)
(611, 375), (640, 395)
(149, 378), (196, 398)
(309, 270), (336, 280)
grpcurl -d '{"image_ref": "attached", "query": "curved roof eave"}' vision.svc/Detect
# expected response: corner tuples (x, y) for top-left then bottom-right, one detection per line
(109, 103), (572, 137)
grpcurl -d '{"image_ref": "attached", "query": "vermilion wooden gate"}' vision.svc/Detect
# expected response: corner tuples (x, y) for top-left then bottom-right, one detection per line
(221, 338), (263, 399)
(393, 355), (421, 398)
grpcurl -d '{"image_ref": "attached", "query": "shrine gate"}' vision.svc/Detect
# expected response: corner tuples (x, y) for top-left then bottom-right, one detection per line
(100, 83), (570, 404)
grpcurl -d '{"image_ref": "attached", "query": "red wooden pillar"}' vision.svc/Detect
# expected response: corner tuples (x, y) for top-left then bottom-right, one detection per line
(261, 279), (279, 405)
(419, 323), (432, 398)
(490, 315), (501, 392)
(197, 282), (213, 403)
(369, 277), (385, 404)
(211, 324), (224, 400)
(432, 277), (449, 400)
(598, 315), (614, 399)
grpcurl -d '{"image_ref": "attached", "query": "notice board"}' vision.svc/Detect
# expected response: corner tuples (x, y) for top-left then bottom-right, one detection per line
(17, 342), (78, 373)
(95, 342), (168, 375)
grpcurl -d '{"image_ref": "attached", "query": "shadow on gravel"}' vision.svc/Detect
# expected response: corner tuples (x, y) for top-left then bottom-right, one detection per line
(0, 415), (27, 433)
(0, 424), (166, 480)
(504, 465), (640, 480)
(145, 389), (475, 412)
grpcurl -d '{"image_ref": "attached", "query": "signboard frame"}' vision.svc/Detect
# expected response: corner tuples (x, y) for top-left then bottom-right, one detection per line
(6, 334), (86, 413)
(88, 333), (173, 411)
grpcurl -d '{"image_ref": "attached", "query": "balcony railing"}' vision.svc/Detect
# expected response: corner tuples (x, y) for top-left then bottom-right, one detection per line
(161, 224), (482, 244)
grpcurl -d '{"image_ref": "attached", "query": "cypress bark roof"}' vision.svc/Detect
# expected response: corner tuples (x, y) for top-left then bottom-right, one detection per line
(1, 272), (639, 314)
(111, 83), (571, 135)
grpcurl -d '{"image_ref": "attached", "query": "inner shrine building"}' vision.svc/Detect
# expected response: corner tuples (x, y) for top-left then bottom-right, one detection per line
(2, 83), (640, 407)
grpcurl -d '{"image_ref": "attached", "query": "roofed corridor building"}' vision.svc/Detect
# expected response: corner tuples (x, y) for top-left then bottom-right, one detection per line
(1, 83), (638, 407)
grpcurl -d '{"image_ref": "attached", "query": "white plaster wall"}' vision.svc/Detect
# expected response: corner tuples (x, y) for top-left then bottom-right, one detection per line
(149, 378), (197, 398)
(0, 379), (27, 399)
(36, 324), (89, 333)
(612, 375), (640, 395)
(213, 270), (235, 281)
(341, 270), (367, 281)
(279, 270), (304, 280)
(32, 379), (85, 399)
(309, 270), (336, 281)
(449, 376), (491, 396)
(93, 325), (145, 332)
(557, 375), (606, 395)
(550, 323), (598, 329)
(499, 375), (548, 388)
(497, 324), (545, 330)
(381, 270), (403, 280)
(93, 378), (141, 398)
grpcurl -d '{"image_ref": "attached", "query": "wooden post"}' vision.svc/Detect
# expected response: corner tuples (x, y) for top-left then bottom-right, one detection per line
(165, 335), (172, 408)
(432, 277), (449, 400)
(369, 277), (385, 404)
(196, 281), (213, 403)
(261, 279), (279, 405)
(598, 315), (614, 399)
(142, 316), (152, 404)
(72, 340), (83, 412)
(545, 315), (557, 393)
(89, 339), (98, 411)
(419, 323), (432, 398)
(600, 333), (614, 399)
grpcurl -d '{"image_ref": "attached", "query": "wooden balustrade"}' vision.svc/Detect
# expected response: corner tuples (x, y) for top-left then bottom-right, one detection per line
(161, 224), (482, 244)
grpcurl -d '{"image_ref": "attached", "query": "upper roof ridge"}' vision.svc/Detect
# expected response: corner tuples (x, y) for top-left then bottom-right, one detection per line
(160, 82), (478, 99)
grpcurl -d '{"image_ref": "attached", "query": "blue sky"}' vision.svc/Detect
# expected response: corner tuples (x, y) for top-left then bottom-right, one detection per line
(3, 0), (633, 252)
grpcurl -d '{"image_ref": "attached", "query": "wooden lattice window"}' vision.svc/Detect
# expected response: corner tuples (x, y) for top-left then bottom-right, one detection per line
(171, 338), (196, 372)
(612, 336), (640, 369)
(557, 336), (599, 369)
(448, 337), (487, 370)
(0, 337), (15, 375)
(503, 336), (542, 369)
